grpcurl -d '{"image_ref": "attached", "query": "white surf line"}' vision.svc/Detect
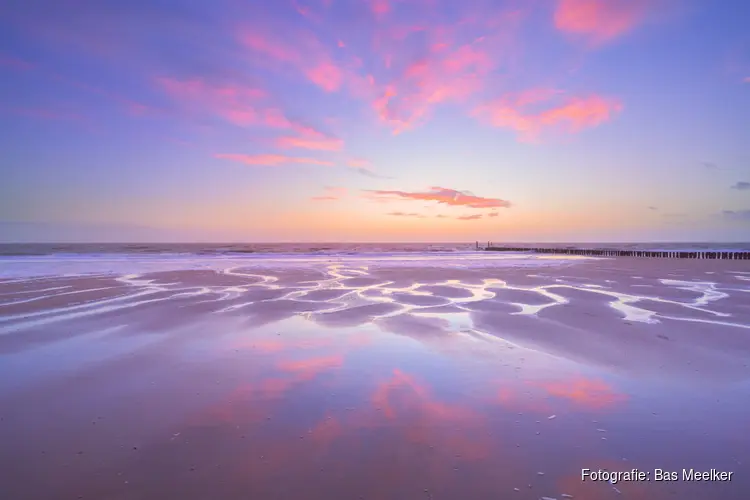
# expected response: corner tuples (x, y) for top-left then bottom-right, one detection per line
(604, 293), (660, 324)
(116, 274), (159, 287)
(5, 260), (743, 335)
(222, 266), (280, 286)
(528, 282), (732, 323)
(506, 286), (569, 317)
(229, 269), (746, 327)
(214, 284), (324, 313)
(657, 315), (750, 329)
(660, 279), (729, 307)
(464, 327), (567, 358)
(0, 273), (182, 322)
(609, 289), (729, 320)
(0, 288), (164, 324)
(0, 292), (198, 334)
(0, 285), (73, 297)
(0, 286), (122, 307)
(507, 302), (552, 316)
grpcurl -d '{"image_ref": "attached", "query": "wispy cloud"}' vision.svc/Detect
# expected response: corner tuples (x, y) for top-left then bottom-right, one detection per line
(487, 212), (500, 218)
(371, 42), (497, 134)
(731, 181), (750, 191)
(370, 0), (391, 17)
(311, 186), (348, 201)
(457, 214), (483, 220)
(0, 53), (34, 70)
(346, 158), (392, 179)
(387, 211), (427, 218)
(306, 62), (344, 92)
(721, 209), (750, 222)
(157, 76), (267, 126)
(648, 206), (658, 210)
(30, 69), (156, 117)
(239, 27), (354, 94)
(354, 168), (392, 179)
(347, 158), (372, 169)
(365, 187), (511, 209)
(554, 0), (652, 46)
(345, 158), (392, 179)
(275, 132), (344, 151)
(473, 88), (622, 141)
(215, 153), (334, 166)
(370, 13), (523, 135)
(158, 75), (347, 155)
(2, 106), (85, 122)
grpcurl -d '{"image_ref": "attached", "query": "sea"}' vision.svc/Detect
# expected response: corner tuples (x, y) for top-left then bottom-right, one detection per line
(0, 241), (749, 257)
(1, 242), (748, 279)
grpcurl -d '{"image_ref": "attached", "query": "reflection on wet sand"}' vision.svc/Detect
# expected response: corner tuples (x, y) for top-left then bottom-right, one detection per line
(0, 255), (749, 499)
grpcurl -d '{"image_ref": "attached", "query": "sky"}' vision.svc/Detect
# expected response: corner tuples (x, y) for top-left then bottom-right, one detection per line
(1, 0), (749, 243)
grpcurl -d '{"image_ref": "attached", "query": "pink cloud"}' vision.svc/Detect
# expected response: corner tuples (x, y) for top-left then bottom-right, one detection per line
(241, 32), (302, 64)
(293, 0), (324, 21)
(157, 77), (267, 126)
(239, 28), (354, 94)
(372, 43), (494, 134)
(371, 0), (391, 17)
(473, 89), (623, 141)
(215, 153), (334, 166)
(234, 4), (523, 136)
(457, 214), (483, 220)
(347, 158), (372, 169)
(306, 62), (344, 92)
(487, 212), (500, 218)
(554, 0), (651, 46)
(158, 77), (266, 102)
(365, 187), (511, 209)
(312, 186), (348, 201)
(368, 11), (523, 134)
(158, 77), (336, 145)
(388, 211), (426, 218)
(276, 133), (344, 151)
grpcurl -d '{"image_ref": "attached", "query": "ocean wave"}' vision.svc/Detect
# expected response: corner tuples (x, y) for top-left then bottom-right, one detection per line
(0, 242), (748, 257)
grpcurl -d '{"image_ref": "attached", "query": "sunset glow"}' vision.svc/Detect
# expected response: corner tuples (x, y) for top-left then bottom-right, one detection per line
(1, 0), (748, 242)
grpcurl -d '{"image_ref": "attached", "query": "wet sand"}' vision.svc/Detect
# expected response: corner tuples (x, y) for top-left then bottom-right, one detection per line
(1, 255), (749, 499)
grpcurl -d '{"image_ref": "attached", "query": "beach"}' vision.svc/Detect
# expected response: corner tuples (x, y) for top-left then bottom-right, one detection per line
(1, 252), (749, 500)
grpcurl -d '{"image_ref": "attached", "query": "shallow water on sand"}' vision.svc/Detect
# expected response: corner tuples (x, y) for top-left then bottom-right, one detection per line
(1, 256), (749, 499)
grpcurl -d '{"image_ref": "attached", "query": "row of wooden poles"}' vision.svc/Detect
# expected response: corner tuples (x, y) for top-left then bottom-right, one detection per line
(475, 242), (750, 260)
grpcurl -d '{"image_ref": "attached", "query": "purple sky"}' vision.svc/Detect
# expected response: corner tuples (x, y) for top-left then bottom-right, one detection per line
(1, 0), (749, 242)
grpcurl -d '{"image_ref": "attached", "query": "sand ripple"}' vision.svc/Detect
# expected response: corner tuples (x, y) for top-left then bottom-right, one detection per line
(1, 259), (749, 378)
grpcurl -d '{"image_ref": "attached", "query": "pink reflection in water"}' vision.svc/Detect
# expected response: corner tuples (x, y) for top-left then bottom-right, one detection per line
(534, 377), (628, 410)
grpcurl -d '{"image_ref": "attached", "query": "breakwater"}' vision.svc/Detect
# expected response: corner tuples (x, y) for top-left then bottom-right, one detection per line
(480, 245), (750, 260)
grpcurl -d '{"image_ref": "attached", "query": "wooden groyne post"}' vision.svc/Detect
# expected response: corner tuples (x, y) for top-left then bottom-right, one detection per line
(482, 246), (750, 260)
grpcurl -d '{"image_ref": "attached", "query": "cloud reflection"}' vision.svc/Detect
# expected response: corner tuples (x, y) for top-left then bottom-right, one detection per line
(533, 377), (627, 410)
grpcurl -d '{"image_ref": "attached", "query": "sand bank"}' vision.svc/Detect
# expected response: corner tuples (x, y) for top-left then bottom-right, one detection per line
(1, 255), (748, 499)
